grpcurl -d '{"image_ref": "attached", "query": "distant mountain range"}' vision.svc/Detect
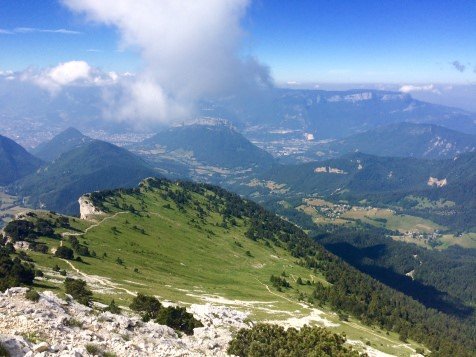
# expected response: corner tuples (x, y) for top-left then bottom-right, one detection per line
(13, 140), (158, 214)
(7, 123), (275, 213)
(0, 134), (42, 185)
(307, 122), (476, 160)
(31, 127), (93, 161)
(4, 122), (475, 228)
(2, 81), (475, 144)
(203, 89), (476, 139)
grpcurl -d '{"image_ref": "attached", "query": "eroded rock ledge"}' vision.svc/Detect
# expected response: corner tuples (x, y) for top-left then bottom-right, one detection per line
(0, 288), (249, 356)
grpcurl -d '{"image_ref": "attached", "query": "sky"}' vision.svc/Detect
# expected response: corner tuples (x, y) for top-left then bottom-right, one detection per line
(1, 0), (475, 85)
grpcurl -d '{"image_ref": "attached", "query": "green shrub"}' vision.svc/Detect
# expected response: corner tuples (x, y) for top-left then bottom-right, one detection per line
(64, 278), (93, 306)
(25, 289), (40, 302)
(4, 220), (35, 242)
(30, 243), (48, 254)
(55, 246), (74, 260)
(415, 347), (425, 355)
(3, 243), (15, 254)
(227, 324), (359, 357)
(129, 294), (202, 333)
(0, 253), (35, 292)
(269, 274), (291, 289)
(17, 251), (33, 262)
(85, 344), (101, 355)
(0, 342), (9, 357)
(104, 300), (121, 314)
(129, 294), (161, 321)
(63, 318), (83, 328)
(69, 237), (90, 257)
(155, 306), (203, 335)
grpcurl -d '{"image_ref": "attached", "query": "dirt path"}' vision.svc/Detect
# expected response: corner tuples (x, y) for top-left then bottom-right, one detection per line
(256, 279), (300, 306)
(148, 211), (180, 226)
(62, 259), (136, 297)
(343, 320), (415, 352)
(62, 212), (127, 238)
(257, 279), (414, 352)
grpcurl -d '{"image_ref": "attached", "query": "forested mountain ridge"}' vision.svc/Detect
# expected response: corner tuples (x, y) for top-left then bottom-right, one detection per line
(32, 127), (93, 162)
(0, 134), (43, 186)
(11, 140), (159, 214)
(263, 152), (471, 195)
(307, 122), (476, 160)
(257, 152), (476, 231)
(137, 122), (276, 170)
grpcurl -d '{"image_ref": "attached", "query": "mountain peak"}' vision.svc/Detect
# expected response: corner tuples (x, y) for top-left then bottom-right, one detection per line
(141, 124), (275, 170)
(59, 127), (86, 137)
(32, 127), (93, 162)
(15, 139), (158, 214)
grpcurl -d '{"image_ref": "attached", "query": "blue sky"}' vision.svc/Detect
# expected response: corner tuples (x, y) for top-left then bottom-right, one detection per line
(1, 0), (475, 84)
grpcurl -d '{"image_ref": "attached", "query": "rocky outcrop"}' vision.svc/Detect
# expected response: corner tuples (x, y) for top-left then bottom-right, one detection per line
(13, 241), (30, 251)
(0, 288), (249, 356)
(78, 195), (104, 220)
(427, 177), (447, 187)
(314, 166), (347, 174)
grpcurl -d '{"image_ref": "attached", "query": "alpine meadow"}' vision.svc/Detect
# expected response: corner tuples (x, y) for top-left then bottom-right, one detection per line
(1, 1), (475, 356)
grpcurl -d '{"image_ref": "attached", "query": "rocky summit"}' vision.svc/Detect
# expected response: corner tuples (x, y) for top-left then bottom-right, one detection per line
(0, 288), (249, 356)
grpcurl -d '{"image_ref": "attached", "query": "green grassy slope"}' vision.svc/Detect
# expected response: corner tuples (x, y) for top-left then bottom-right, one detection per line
(19, 179), (434, 356)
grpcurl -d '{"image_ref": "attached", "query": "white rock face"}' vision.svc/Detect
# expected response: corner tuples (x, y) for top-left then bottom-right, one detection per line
(78, 195), (104, 220)
(326, 92), (373, 103)
(314, 166), (347, 174)
(381, 93), (407, 101)
(13, 241), (30, 251)
(304, 133), (315, 141)
(0, 288), (249, 356)
(427, 177), (447, 187)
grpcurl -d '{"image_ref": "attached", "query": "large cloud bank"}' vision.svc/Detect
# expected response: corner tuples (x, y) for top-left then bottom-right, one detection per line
(62, 0), (272, 125)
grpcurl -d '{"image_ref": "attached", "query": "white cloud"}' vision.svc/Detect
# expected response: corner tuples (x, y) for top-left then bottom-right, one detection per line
(20, 61), (123, 93)
(48, 61), (91, 85)
(399, 84), (440, 94)
(14, 27), (81, 35)
(62, 0), (272, 125)
(116, 77), (189, 125)
(0, 69), (13, 76)
(0, 27), (81, 35)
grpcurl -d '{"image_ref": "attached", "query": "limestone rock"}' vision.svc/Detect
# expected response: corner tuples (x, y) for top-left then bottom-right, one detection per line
(0, 288), (250, 356)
